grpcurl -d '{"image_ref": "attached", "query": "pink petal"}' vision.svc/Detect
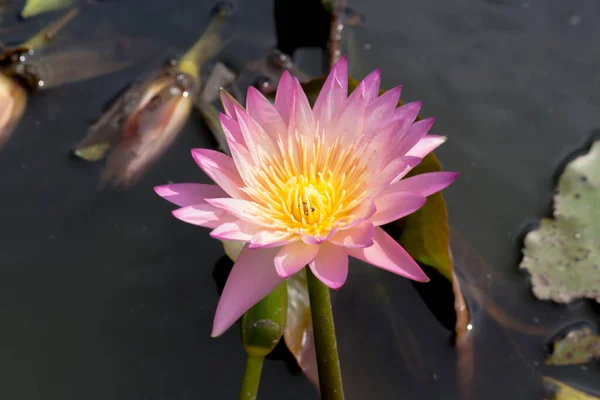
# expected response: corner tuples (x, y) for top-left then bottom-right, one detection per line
(406, 135), (446, 158)
(211, 245), (282, 336)
(312, 56), (348, 126)
(391, 101), (422, 132)
(288, 77), (316, 137)
(249, 230), (296, 248)
(191, 149), (246, 199)
(220, 89), (243, 120)
(154, 183), (228, 207)
(274, 242), (319, 278)
(300, 228), (338, 245)
(364, 86), (402, 136)
(205, 197), (267, 226)
(367, 156), (421, 195)
(234, 106), (277, 163)
(172, 204), (235, 229)
(395, 117), (434, 156)
(361, 68), (382, 104)
(210, 220), (261, 241)
(371, 192), (426, 226)
(219, 113), (244, 145)
(328, 221), (374, 248)
(329, 80), (366, 143)
(309, 242), (349, 289)
(381, 171), (459, 198)
(274, 70), (295, 124)
(245, 86), (287, 142)
(346, 227), (429, 282)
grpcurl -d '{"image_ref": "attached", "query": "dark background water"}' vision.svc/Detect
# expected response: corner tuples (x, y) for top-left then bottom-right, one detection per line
(1, 0), (599, 399)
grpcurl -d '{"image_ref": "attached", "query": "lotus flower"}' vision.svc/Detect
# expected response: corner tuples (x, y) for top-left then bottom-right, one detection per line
(155, 57), (457, 336)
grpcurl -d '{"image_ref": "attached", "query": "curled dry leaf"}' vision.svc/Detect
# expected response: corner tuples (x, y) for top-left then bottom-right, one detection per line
(521, 141), (600, 303)
(542, 377), (600, 400)
(546, 326), (600, 366)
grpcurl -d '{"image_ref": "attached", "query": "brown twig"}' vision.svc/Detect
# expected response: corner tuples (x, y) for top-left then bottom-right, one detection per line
(327, 0), (346, 69)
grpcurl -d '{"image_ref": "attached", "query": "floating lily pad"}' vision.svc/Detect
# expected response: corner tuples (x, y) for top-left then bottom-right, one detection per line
(546, 326), (600, 366)
(543, 377), (600, 400)
(521, 141), (600, 303)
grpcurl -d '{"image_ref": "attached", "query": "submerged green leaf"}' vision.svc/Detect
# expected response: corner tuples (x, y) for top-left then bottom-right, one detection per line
(546, 326), (600, 366)
(398, 152), (453, 281)
(521, 141), (600, 303)
(543, 377), (600, 400)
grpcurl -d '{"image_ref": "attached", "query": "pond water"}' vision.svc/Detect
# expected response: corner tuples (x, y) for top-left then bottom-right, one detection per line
(0, 0), (599, 399)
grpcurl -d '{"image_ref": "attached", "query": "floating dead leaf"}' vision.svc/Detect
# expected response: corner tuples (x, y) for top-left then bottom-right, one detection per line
(542, 377), (600, 400)
(546, 326), (600, 366)
(521, 140), (600, 303)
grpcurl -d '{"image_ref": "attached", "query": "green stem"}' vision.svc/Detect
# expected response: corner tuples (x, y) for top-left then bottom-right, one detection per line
(239, 355), (264, 400)
(306, 267), (345, 400)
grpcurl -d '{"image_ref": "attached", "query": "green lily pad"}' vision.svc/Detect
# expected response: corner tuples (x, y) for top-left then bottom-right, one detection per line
(521, 140), (600, 303)
(546, 326), (600, 366)
(543, 377), (600, 400)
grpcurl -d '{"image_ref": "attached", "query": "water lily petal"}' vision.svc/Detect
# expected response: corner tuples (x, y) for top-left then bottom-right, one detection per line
(274, 70), (295, 124)
(249, 230), (296, 248)
(172, 204), (235, 228)
(205, 198), (269, 226)
(312, 56), (348, 126)
(191, 149), (246, 199)
(219, 113), (244, 145)
(361, 68), (382, 104)
(371, 192), (426, 226)
(246, 86), (287, 141)
(381, 171), (458, 198)
(367, 156), (421, 195)
(274, 242), (319, 278)
(347, 227), (429, 282)
(288, 77), (316, 137)
(220, 89), (243, 120)
(211, 245), (282, 336)
(406, 135), (446, 158)
(209, 220), (261, 241)
(391, 101), (422, 132)
(395, 117), (434, 156)
(329, 221), (374, 248)
(234, 106), (277, 163)
(365, 86), (402, 135)
(309, 242), (349, 289)
(154, 183), (228, 207)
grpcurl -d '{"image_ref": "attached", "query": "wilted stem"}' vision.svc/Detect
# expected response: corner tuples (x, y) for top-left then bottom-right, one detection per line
(22, 8), (79, 50)
(306, 267), (344, 400)
(178, 4), (232, 83)
(239, 355), (264, 400)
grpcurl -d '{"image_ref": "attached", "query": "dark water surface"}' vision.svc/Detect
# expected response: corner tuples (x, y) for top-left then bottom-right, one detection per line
(1, 0), (599, 399)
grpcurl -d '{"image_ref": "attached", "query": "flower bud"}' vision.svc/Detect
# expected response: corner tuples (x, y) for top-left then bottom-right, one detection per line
(0, 73), (27, 150)
(241, 282), (288, 358)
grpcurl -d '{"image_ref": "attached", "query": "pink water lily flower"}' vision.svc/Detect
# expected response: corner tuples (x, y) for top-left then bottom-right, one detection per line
(155, 56), (457, 337)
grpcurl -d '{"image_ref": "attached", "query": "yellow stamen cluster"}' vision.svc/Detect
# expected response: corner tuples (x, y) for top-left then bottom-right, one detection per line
(243, 131), (368, 238)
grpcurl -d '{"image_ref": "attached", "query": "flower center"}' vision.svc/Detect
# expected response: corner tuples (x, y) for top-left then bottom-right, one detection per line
(243, 132), (369, 238)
